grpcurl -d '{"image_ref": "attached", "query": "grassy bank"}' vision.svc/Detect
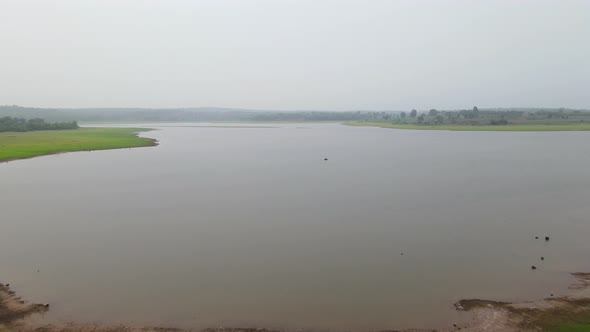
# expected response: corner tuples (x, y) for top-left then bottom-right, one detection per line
(345, 121), (590, 131)
(0, 128), (156, 162)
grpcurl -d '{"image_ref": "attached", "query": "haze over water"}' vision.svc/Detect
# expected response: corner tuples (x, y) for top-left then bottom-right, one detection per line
(2, 123), (590, 330)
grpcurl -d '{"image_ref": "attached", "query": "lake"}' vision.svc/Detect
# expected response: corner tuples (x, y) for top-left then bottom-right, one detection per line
(2, 123), (590, 331)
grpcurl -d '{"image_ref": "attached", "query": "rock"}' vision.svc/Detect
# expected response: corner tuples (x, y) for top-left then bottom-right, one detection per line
(324, 158), (328, 161)
(541, 257), (545, 260)
(531, 266), (537, 270)
(545, 236), (550, 241)
(535, 236), (539, 239)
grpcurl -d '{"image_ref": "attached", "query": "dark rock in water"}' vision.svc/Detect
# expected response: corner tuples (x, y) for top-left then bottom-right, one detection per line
(531, 266), (537, 270)
(535, 236), (539, 239)
(550, 293), (554, 297)
(400, 253), (404, 255)
(545, 236), (550, 241)
(541, 257), (545, 260)
(324, 158), (328, 161)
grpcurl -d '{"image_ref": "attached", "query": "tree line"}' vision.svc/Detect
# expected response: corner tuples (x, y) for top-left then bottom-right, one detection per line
(361, 107), (590, 126)
(0, 117), (79, 132)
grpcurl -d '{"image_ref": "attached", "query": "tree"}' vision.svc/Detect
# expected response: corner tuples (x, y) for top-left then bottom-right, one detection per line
(0, 116), (78, 132)
(428, 109), (438, 116)
(400, 112), (407, 118)
(417, 114), (425, 124)
(410, 109), (417, 118)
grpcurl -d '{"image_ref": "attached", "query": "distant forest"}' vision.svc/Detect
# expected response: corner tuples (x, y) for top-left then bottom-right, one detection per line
(0, 105), (588, 124)
(0, 116), (78, 132)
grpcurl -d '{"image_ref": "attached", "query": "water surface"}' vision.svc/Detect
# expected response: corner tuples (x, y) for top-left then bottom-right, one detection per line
(2, 123), (590, 330)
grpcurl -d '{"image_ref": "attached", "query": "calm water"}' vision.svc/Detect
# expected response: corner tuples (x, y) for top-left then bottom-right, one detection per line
(2, 123), (590, 330)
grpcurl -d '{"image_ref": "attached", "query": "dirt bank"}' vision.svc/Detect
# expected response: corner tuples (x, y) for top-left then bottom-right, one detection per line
(453, 272), (590, 331)
(2, 274), (590, 332)
(0, 282), (48, 330)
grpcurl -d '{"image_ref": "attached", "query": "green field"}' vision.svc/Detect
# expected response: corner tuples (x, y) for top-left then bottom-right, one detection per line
(0, 128), (157, 162)
(345, 121), (590, 131)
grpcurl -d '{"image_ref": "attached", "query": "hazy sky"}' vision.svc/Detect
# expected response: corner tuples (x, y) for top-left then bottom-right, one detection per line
(1, 0), (589, 110)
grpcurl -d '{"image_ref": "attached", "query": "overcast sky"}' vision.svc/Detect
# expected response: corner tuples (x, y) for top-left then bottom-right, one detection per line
(1, 0), (589, 110)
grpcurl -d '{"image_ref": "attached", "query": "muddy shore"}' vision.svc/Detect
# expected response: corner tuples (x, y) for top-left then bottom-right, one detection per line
(2, 274), (590, 332)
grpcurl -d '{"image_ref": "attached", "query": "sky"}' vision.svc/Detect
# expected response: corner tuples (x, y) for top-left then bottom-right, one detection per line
(0, 0), (589, 111)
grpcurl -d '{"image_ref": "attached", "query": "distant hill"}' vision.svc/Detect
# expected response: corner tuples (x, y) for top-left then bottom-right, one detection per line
(0, 105), (376, 123)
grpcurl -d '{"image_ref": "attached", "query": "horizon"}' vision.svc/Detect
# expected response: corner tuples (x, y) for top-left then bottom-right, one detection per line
(2, 104), (590, 113)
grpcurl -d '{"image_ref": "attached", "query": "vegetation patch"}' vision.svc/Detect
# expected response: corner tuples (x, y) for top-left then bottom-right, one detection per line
(0, 127), (157, 162)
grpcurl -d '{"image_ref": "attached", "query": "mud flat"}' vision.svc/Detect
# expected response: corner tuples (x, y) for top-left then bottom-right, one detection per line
(0, 283), (48, 331)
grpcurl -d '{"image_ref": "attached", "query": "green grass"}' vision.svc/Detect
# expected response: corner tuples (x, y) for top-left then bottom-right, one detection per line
(531, 299), (590, 332)
(345, 121), (590, 131)
(545, 323), (590, 332)
(0, 128), (156, 162)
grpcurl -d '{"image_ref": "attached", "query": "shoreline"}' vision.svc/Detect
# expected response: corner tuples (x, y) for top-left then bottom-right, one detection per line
(2, 273), (589, 332)
(345, 121), (590, 132)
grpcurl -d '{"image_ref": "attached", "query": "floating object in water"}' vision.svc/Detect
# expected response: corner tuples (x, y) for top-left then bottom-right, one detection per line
(324, 158), (328, 161)
(541, 257), (545, 260)
(531, 266), (537, 270)
(535, 236), (539, 239)
(545, 236), (550, 241)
